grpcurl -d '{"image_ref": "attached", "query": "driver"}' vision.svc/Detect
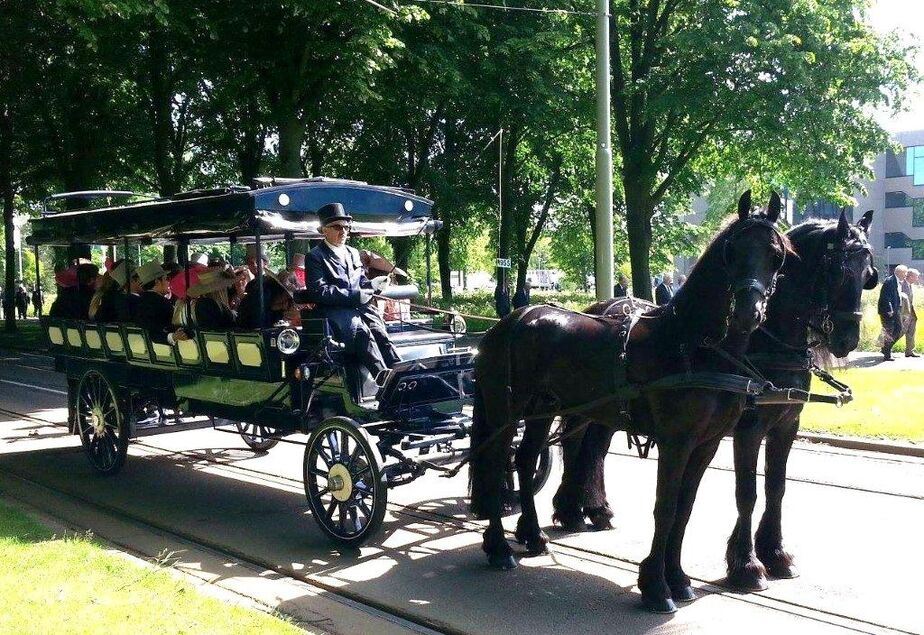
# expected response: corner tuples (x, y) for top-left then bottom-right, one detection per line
(297, 203), (400, 379)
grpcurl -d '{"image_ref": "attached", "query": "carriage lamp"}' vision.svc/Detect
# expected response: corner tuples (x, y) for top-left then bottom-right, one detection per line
(447, 313), (467, 334)
(277, 328), (301, 355)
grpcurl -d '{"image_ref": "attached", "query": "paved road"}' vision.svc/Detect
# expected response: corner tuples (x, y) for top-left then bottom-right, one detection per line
(0, 350), (922, 634)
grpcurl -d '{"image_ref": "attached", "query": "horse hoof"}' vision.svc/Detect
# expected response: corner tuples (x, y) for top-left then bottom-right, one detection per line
(641, 595), (677, 614)
(670, 585), (696, 602)
(585, 507), (614, 531)
(726, 558), (769, 592)
(488, 553), (517, 570)
(767, 563), (799, 580)
(552, 512), (587, 533)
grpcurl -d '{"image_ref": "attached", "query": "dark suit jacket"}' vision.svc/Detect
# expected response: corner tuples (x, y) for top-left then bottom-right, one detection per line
(614, 282), (628, 298)
(878, 275), (901, 317)
(193, 297), (235, 330)
(135, 291), (174, 343)
(298, 243), (379, 340)
(49, 286), (94, 319)
(655, 282), (674, 306)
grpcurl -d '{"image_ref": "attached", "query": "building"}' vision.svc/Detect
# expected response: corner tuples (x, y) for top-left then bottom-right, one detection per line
(853, 129), (924, 271)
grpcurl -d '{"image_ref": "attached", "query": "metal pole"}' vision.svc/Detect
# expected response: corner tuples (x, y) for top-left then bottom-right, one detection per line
(255, 228), (265, 326)
(426, 232), (432, 306)
(34, 245), (41, 318)
(594, 0), (614, 301)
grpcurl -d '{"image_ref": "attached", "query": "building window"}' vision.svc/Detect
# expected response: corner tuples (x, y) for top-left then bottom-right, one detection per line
(886, 149), (906, 177)
(906, 146), (924, 185)
(885, 191), (909, 208)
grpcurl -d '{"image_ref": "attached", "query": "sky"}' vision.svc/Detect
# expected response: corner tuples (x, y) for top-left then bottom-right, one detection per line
(868, 0), (924, 132)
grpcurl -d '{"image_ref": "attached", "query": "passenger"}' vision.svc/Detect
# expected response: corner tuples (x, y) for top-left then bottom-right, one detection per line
(89, 260), (127, 322)
(297, 203), (400, 379)
(277, 269), (300, 295)
(49, 262), (99, 319)
(230, 265), (253, 312)
(237, 275), (298, 329)
(290, 253), (306, 288)
(245, 244), (275, 279)
(134, 261), (188, 344)
(178, 268), (236, 330)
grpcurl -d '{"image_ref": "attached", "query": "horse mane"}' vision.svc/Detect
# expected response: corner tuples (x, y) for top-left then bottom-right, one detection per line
(785, 218), (869, 365)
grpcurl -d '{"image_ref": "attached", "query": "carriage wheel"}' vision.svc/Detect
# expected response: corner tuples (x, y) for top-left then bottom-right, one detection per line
(235, 421), (280, 452)
(75, 370), (128, 475)
(304, 417), (387, 547)
(503, 445), (555, 513)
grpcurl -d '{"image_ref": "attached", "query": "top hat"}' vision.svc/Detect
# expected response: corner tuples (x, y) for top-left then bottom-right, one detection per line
(136, 261), (167, 287)
(188, 268), (235, 297)
(317, 203), (353, 227)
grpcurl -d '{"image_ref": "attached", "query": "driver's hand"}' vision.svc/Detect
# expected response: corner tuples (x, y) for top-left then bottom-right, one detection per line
(371, 275), (389, 292)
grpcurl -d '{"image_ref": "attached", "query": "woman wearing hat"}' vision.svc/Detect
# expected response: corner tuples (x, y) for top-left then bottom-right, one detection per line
(175, 268), (236, 330)
(237, 275), (299, 329)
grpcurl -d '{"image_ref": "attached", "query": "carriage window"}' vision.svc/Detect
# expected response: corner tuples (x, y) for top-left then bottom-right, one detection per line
(906, 146), (924, 186)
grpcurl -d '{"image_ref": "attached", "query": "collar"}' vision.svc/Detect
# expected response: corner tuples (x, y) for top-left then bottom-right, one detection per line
(324, 240), (348, 259)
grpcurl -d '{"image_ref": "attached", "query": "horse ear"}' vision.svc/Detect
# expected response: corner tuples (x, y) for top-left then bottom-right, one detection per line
(766, 191), (782, 223)
(737, 190), (752, 220)
(836, 209), (850, 241)
(857, 209), (874, 235)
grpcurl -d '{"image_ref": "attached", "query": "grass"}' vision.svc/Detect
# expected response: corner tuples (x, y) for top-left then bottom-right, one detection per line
(0, 319), (46, 353)
(799, 368), (924, 442)
(0, 501), (306, 635)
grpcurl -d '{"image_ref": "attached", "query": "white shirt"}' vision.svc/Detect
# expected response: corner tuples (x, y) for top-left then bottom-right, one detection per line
(324, 240), (348, 262)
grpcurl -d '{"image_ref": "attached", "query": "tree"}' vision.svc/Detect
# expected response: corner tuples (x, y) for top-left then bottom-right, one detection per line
(609, 0), (915, 299)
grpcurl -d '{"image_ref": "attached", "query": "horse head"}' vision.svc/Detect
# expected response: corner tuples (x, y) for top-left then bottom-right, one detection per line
(809, 209), (878, 357)
(721, 190), (788, 336)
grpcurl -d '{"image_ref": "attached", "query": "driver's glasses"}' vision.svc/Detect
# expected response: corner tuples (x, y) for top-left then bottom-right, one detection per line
(328, 224), (351, 232)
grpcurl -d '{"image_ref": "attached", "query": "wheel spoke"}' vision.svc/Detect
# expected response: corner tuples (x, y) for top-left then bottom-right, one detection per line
(346, 444), (362, 472)
(339, 430), (351, 463)
(351, 465), (371, 481)
(307, 466), (329, 479)
(358, 499), (373, 519)
(325, 498), (338, 521)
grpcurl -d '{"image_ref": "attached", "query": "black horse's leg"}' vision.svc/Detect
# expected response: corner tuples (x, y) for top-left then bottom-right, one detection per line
(755, 420), (799, 579)
(552, 415), (592, 532)
(514, 417), (554, 554)
(638, 440), (691, 614)
(725, 419), (770, 591)
(582, 423), (618, 530)
(664, 437), (723, 602)
(477, 393), (520, 570)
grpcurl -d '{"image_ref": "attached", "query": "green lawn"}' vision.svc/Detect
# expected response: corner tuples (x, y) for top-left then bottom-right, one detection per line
(0, 319), (46, 353)
(799, 368), (924, 442)
(0, 501), (306, 635)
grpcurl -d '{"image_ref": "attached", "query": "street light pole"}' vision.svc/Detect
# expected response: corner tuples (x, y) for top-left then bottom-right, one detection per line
(594, 0), (614, 301)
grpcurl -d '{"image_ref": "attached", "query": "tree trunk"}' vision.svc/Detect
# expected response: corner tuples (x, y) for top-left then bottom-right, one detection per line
(624, 180), (654, 301)
(1, 103), (17, 331)
(493, 128), (518, 317)
(277, 110), (304, 178)
(437, 210), (452, 301)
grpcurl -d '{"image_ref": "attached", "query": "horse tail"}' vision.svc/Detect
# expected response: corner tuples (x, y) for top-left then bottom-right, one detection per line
(468, 382), (494, 519)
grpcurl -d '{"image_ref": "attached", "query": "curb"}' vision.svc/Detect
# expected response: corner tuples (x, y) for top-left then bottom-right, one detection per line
(795, 431), (924, 458)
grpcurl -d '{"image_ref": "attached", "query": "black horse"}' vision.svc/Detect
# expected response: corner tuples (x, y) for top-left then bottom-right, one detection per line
(724, 209), (877, 590)
(469, 191), (789, 613)
(552, 209), (878, 593)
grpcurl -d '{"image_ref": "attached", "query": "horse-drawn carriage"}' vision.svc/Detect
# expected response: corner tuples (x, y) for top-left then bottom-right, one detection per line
(29, 178), (552, 546)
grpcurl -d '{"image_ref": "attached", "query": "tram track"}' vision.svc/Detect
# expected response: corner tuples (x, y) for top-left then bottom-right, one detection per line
(0, 401), (917, 635)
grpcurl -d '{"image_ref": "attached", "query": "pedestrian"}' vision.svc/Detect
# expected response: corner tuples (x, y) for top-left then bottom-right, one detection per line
(902, 268), (919, 357)
(614, 272), (629, 298)
(877, 264), (907, 361)
(31, 287), (42, 317)
(15, 284), (29, 319)
(655, 272), (675, 306)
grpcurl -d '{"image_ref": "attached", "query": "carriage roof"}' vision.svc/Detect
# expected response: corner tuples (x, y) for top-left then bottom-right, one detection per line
(27, 178), (436, 246)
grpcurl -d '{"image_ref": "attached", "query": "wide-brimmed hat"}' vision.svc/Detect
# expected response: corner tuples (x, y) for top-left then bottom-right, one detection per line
(245, 243), (269, 263)
(136, 261), (167, 287)
(188, 268), (235, 297)
(110, 260), (128, 286)
(317, 202), (353, 227)
(360, 249), (408, 279)
(190, 251), (209, 267)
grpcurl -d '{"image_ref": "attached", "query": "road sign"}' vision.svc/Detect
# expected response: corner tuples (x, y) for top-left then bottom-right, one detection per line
(496, 258), (511, 269)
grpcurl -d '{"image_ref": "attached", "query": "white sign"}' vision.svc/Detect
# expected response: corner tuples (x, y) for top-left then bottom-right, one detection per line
(496, 258), (511, 269)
